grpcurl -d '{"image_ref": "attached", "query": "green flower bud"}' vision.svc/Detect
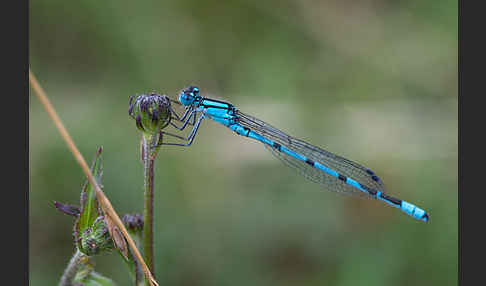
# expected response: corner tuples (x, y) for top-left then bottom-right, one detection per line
(78, 216), (114, 256)
(128, 92), (172, 136)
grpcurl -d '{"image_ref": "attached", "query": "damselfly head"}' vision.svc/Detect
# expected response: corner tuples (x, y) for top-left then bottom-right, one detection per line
(179, 86), (200, 106)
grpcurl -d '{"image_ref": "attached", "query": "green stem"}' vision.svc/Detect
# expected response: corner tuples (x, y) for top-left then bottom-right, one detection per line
(119, 231), (145, 286)
(132, 232), (145, 286)
(142, 134), (159, 282)
(134, 258), (145, 286)
(59, 249), (86, 286)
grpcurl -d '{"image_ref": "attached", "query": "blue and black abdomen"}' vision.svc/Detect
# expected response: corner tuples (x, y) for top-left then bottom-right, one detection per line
(192, 96), (429, 222)
(233, 110), (429, 222)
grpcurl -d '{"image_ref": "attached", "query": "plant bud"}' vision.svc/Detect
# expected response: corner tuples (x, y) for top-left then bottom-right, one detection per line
(78, 216), (114, 256)
(129, 92), (172, 136)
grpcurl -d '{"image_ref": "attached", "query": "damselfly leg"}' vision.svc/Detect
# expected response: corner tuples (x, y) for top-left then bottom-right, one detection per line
(168, 106), (198, 131)
(157, 112), (205, 147)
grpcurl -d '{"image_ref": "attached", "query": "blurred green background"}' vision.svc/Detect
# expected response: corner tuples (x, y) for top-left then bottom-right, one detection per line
(29, 0), (457, 285)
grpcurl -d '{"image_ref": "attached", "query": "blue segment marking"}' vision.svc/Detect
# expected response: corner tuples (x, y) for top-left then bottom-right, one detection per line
(345, 177), (365, 192)
(230, 124), (250, 136)
(314, 161), (339, 178)
(247, 129), (275, 146)
(401, 201), (428, 221)
(281, 145), (307, 162)
(401, 200), (415, 213)
(171, 86), (430, 222)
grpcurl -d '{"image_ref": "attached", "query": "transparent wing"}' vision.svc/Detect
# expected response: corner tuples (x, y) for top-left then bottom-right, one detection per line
(263, 144), (369, 197)
(236, 110), (385, 196)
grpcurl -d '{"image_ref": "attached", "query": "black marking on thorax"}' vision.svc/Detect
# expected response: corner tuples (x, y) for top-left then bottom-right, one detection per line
(201, 97), (234, 110)
(243, 126), (250, 137)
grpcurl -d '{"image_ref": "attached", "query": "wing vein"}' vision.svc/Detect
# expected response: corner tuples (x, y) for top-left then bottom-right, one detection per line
(236, 110), (385, 196)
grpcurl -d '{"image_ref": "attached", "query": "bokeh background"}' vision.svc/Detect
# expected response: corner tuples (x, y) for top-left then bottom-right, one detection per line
(29, 0), (457, 285)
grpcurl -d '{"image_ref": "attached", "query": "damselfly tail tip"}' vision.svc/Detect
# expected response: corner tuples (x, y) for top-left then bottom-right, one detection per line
(422, 213), (430, 222)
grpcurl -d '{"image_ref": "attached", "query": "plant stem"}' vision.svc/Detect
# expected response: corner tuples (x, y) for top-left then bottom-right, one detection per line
(144, 155), (155, 273)
(142, 135), (159, 281)
(30, 69), (159, 286)
(59, 249), (85, 286)
(132, 234), (146, 286)
(135, 257), (145, 286)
